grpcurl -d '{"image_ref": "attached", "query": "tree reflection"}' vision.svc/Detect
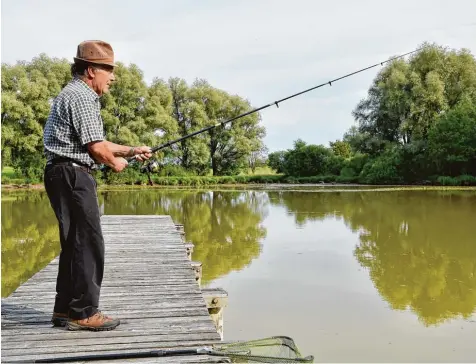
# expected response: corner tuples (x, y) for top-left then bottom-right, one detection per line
(103, 189), (269, 284)
(271, 190), (476, 326)
(3, 189), (268, 296)
(1, 191), (60, 297)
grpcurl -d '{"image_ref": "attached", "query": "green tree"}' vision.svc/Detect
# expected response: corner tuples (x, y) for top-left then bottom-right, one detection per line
(346, 42), (476, 182)
(342, 125), (386, 156)
(352, 43), (476, 146)
(248, 143), (268, 173)
(1, 55), (71, 179)
(359, 146), (404, 184)
(267, 151), (287, 173)
(282, 139), (334, 177)
(188, 80), (266, 176)
(167, 77), (210, 174)
(428, 99), (476, 176)
(100, 63), (178, 149)
(329, 140), (352, 158)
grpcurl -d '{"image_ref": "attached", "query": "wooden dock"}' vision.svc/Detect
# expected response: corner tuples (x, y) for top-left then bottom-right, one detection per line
(1, 215), (229, 363)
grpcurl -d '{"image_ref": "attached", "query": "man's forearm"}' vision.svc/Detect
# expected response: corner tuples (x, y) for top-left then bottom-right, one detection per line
(104, 141), (136, 157)
(87, 141), (121, 170)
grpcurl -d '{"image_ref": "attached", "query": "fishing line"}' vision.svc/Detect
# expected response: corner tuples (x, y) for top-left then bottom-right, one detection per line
(113, 47), (421, 184)
(145, 48), (421, 156)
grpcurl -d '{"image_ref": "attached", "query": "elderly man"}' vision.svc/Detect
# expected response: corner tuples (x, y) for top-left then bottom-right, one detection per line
(43, 40), (152, 331)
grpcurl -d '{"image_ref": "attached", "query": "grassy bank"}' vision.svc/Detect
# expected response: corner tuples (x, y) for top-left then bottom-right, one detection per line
(108, 173), (476, 187)
(3, 166), (476, 190)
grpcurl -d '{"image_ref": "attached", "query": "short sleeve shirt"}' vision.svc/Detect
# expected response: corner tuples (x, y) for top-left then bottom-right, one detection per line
(43, 77), (105, 168)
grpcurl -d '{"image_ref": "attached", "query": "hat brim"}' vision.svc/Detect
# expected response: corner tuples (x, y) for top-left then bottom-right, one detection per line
(74, 57), (117, 68)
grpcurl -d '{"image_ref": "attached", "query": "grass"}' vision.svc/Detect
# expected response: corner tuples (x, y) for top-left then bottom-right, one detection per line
(2, 166), (17, 179)
(2, 165), (476, 190)
(1, 166), (26, 185)
(244, 166), (277, 175)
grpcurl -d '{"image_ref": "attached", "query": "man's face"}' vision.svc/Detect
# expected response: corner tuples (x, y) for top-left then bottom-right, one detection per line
(90, 65), (115, 96)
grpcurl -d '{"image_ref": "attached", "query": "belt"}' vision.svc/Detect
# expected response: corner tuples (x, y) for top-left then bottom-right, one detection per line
(48, 158), (93, 174)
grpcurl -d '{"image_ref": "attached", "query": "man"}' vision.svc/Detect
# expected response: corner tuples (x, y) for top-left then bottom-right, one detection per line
(43, 40), (152, 331)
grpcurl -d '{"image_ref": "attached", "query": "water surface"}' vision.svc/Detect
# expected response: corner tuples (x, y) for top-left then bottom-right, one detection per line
(2, 187), (476, 362)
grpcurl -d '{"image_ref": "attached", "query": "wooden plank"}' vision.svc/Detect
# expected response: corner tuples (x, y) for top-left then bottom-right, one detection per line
(4, 333), (221, 355)
(2, 324), (217, 342)
(4, 290), (202, 302)
(1, 316), (214, 335)
(4, 292), (204, 304)
(1, 215), (224, 363)
(2, 301), (211, 316)
(2, 339), (223, 362)
(3, 351), (230, 364)
(3, 355), (230, 364)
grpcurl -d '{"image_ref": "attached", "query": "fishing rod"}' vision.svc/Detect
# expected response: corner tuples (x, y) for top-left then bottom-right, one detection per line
(144, 48), (420, 155)
(3, 336), (314, 363)
(122, 47), (421, 183)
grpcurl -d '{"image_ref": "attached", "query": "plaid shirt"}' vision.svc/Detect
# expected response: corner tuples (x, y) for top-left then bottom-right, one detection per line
(43, 77), (105, 168)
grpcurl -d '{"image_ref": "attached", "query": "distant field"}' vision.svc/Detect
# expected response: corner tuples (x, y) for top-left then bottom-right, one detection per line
(245, 166), (277, 175)
(2, 166), (17, 179)
(2, 166), (24, 185)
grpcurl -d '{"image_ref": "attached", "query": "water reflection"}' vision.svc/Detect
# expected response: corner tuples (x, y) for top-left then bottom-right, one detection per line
(1, 192), (60, 296)
(102, 190), (269, 283)
(1, 190), (268, 295)
(269, 190), (476, 326)
(2, 188), (476, 329)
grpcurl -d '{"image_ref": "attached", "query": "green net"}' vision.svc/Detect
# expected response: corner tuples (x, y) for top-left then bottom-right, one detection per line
(8, 335), (314, 363)
(210, 336), (314, 363)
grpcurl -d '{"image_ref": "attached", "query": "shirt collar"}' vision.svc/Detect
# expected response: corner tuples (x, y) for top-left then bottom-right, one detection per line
(72, 77), (100, 101)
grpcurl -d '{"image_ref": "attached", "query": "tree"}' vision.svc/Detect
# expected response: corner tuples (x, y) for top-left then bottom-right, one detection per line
(1, 56), (71, 179)
(248, 143), (268, 173)
(267, 151), (286, 173)
(2, 54), (267, 180)
(167, 77), (210, 174)
(189, 80), (266, 176)
(283, 139), (334, 177)
(352, 43), (476, 147)
(428, 99), (476, 176)
(329, 140), (352, 158)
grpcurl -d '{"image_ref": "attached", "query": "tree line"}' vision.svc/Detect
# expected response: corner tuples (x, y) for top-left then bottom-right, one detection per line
(1, 55), (267, 181)
(2, 42), (476, 185)
(268, 42), (476, 185)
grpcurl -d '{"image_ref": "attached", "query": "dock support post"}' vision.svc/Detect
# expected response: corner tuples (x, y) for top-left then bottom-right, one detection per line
(191, 261), (202, 287)
(202, 288), (228, 340)
(175, 223), (228, 340)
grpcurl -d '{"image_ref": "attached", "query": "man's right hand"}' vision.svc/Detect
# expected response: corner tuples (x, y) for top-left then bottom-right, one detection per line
(112, 157), (128, 172)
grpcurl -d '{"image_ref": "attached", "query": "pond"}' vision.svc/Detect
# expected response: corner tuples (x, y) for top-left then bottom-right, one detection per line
(2, 186), (476, 362)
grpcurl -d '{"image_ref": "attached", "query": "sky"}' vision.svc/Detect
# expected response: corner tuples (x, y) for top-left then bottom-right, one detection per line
(2, 0), (476, 152)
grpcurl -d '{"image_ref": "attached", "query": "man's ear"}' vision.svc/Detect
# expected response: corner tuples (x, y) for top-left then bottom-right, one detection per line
(86, 66), (96, 79)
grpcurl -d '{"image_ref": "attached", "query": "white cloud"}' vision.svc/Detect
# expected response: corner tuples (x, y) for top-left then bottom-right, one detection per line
(2, 0), (475, 151)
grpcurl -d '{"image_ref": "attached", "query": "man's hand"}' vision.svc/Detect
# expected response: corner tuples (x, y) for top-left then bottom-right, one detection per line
(132, 146), (153, 162)
(112, 157), (128, 172)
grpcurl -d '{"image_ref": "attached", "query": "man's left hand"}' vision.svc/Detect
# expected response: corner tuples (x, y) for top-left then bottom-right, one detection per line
(133, 146), (153, 162)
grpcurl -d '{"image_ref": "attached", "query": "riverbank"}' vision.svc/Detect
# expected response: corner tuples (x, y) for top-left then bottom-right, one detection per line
(3, 166), (476, 189)
(3, 182), (476, 192)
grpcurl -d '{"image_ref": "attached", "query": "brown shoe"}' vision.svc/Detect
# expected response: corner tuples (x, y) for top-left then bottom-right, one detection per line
(51, 312), (69, 327)
(67, 311), (120, 331)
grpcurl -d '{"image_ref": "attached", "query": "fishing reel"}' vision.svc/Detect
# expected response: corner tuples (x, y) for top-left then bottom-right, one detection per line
(140, 159), (163, 186)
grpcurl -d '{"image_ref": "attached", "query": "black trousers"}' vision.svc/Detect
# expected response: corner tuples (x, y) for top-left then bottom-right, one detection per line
(44, 163), (104, 320)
